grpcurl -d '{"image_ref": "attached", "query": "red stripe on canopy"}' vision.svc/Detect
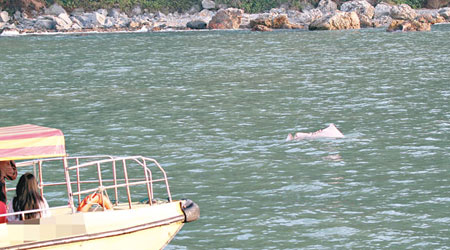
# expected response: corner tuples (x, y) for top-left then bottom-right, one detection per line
(0, 145), (66, 161)
(0, 130), (63, 141)
(0, 124), (66, 161)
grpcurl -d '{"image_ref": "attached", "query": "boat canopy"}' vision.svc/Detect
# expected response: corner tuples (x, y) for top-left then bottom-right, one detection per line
(0, 124), (66, 161)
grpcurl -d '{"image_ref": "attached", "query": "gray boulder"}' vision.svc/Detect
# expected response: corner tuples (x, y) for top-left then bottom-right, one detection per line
(341, 0), (374, 27)
(73, 15), (89, 28)
(131, 6), (142, 16)
(341, 0), (374, 18)
(54, 13), (73, 30)
(374, 2), (392, 19)
(97, 9), (108, 16)
(70, 16), (83, 27)
(293, 9), (323, 25)
(202, 0), (216, 10)
(439, 7), (450, 20)
(34, 18), (56, 30)
(71, 8), (85, 16)
(0, 10), (9, 22)
(310, 11), (360, 30)
(390, 4), (417, 20)
(45, 3), (67, 16)
(89, 12), (106, 27)
(13, 11), (22, 20)
(317, 0), (338, 14)
(372, 15), (392, 27)
(108, 8), (121, 18)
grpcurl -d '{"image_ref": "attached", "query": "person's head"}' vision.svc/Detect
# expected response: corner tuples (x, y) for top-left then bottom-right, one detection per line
(0, 160), (17, 181)
(13, 173), (43, 220)
(0, 160), (15, 170)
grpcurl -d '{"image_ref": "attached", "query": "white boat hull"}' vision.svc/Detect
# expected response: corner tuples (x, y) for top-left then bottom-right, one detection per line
(1, 201), (189, 250)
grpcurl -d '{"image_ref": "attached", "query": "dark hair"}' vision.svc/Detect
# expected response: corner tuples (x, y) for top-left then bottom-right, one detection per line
(0, 182), (5, 203)
(12, 173), (44, 220)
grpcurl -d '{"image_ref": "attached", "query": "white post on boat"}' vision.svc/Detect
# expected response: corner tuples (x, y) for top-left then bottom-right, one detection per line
(63, 157), (75, 212)
(122, 159), (132, 209)
(76, 158), (81, 204)
(38, 161), (44, 198)
(112, 160), (118, 205)
(143, 159), (152, 205)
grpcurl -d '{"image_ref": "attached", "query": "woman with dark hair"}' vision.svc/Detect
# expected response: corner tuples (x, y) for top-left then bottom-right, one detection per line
(7, 173), (51, 221)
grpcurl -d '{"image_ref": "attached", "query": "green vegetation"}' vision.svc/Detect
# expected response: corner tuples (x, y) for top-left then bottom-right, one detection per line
(2, 0), (446, 14)
(45, 0), (314, 13)
(389, 0), (426, 8)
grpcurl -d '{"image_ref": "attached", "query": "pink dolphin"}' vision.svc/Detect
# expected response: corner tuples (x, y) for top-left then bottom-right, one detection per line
(286, 123), (344, 141)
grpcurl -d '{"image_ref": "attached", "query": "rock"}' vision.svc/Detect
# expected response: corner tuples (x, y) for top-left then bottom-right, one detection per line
(13, 11), (22, 20)
(45, 3), (67, 16)
(70, 16), (82, 26)
(58, 13), (72, 25)
(341, 0), (375, 18)
(374, 2), (393, 19)
(71, 8), (85, 16)
(249, 15), (273, 28)
(439, 7), (450, 20)
(54, 13), (72, 30)
(341, 0), (375, 27)
(309, 11), (360, 30)
(34, 18), (56, 30)
(208, 8), (243, 29)
(272, 15), (290, 28)
(249, 14), (299, 30)
(249, 14), (294, 29)
(71, 23), (82, 30)
(187, 5), (201, 15)
(0, 11), (9, 23)
(317, 0), (338, 14)
(293, 9), (323, 25)
(372, 15), (392, 27)
(416, 9), (446, 24)
(97, 9), (108, 16)
(88, 12), (106, 27)
(202, 0), (216, 10)
(154, 11), (166, 20)
(104, 17), (114, 28)
(387, 19), (431, 31)
(108, 8), (121, 18)
(128, 20), (140, 28)
(270, 7), (287, 15)
(187, 20), (208, 29)
(131, 6), (142, 16)
(252, 24), (273, 31)
(390, 4), (417, 20)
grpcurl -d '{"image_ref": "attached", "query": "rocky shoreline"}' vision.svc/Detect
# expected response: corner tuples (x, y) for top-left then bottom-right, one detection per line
(1, 0), (450, 36)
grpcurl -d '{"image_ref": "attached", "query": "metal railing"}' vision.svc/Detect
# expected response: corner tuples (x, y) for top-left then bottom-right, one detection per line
(2, 155), (172, 220)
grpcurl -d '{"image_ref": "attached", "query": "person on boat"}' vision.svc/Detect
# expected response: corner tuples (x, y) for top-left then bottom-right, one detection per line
(0, 160), (17, 203)
(7, 173), (51, 221)
(0, 187), (7, 223)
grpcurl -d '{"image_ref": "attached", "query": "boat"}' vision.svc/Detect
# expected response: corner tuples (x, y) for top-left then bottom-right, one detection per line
(0, 124), (199, 250)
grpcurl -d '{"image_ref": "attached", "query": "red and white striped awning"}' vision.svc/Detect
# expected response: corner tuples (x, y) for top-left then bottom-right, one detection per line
(0, 124), (66, 161)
